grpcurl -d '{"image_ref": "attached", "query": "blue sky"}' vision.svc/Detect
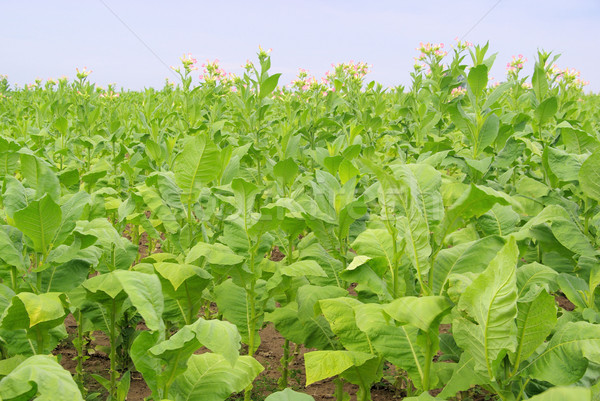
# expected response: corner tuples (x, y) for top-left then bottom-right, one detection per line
(2, 0), (599, 92)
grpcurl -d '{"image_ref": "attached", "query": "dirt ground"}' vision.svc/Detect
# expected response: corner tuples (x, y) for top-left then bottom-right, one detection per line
(56, 315), (404, 401)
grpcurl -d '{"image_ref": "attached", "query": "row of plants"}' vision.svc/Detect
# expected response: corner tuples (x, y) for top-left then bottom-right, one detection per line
(0, 42), (599, 401)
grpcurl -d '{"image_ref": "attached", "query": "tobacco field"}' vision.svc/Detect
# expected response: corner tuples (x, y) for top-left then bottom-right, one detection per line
(0, 42), (599, 401)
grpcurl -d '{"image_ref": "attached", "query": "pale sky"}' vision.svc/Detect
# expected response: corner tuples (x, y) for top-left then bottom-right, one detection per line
(2, 0), (599, 92)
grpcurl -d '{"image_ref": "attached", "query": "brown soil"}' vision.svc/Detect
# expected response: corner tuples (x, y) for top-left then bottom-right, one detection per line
(555, 293), (576, 311)
(55, 316), (405, 401)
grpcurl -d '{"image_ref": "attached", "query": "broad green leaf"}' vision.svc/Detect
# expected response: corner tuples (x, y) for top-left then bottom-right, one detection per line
(384, 296), (451, 331)
(186, 242), (245, 265)
(154, 262), (211, 291)
(535, 96), (558, 125)
(525, 321), (600, 385)
(0, 227), (26, 269)
(561, 124), (600, 155)
(260, 73), (281, 98)
(477, 113), (499, 154)
(510, 290), (556, 366)
(1, 292), (67, 329)
(0, 355), (83, 401)
(13, 194), (62, 254)
(19, 153), (60, 202)
(468, 64), (488, 98)
(477, 204), (520, 236)
(113, 270), (165, 332)
(532, 64), (548, 100)
(579, 150), (600, 203)
(174, 135), (220, 206)
(354, 303), (426, 387)
(318, 297), (372, 353)
(265, 388), (315, 401)
(280, 260), (327, 277)
(170, 353), (263, 401)
(453, 237), (519, 378)
(273, 158), (298, 187)
(432, 235), (505, 295)
(529, 386), (591, 401)
(516, 262), (558, 300)
(436, 184), (509, 243)
(438, 353), (490, 398)
(304, 350), (374, 385)
(545, 147), (585, 182)
(214, 279), (263, 350)
(52, 191), (90, 246)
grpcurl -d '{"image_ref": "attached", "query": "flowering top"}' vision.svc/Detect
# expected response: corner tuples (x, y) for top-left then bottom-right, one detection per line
(506, 55), (527, 78)
(171, 53), (198, 74)
(416, 42), (447, 61)
(76, 67), (92, 80)
(453, 37), (473, 51)
(199, 59), (236, 85)
(558, 67), (589, 89)
(450, 87), (466, 98)
(289, 68), (322, 92)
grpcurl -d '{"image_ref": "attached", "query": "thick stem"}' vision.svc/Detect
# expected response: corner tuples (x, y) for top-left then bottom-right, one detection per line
(278, 339), (290, 389)
(75, 310), (86, 395)
(334, 377), (345, 401)
(109, 299), (118, 399)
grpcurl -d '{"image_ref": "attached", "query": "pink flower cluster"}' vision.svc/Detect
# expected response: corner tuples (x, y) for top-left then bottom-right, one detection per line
(171, 53), (198, 73)
(557, 67), (589, 89)
(199, 59), (236, 84)
(506, 55), (526, 77)
(415, 42), (447, 61)
(453, 37), (473, 51)
(76, 67), (92, 80)
(289, 68), (320, 91)
(327, 61), (372, 84)
(450, 87), (466, 98)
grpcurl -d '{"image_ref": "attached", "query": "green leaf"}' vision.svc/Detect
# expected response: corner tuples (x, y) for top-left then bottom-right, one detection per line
(19, 153), (60, 202)
(318, 297), (372, 353)
(468, 64), (488, 99)
(436, 184), (509, 243)
(535, 96), (558, 125)
(579, 150), (600, 203)
(510, 290), (556, 366)
(174, 135), (220, 206)
(384, 296), (451, 331)
(529, 386), (591, 401)
(477, 204), (520, 236)
(1, 292), (67, 330)
(214, 279), (263, 350)
(0, 227), (26, 270)
(186, 242), (245, 265)
(432, 235), (505, 295)
(154, 262), (210, 291)
(453, 237), (519, 378)
(265, 388), (315, 401)
(273, 158), (298, 187)
(170, 354), (263, 401)
(532, 64), (548, 100)
(304, 350), (374, 385)
(0, 355), (83, 401)
(353, 303), (425, 387)
(280, 260), (327, 277)
(13, 194), (62, 254)
(525, 321), (600, 385)
(477, 113), (499, 154)
(260, 73), (282, 98)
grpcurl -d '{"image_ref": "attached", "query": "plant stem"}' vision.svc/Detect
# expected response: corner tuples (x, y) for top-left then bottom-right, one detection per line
(109, 299), (118, 399)
(75, 310), (86, 395)
(334, 377), (345, 401)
